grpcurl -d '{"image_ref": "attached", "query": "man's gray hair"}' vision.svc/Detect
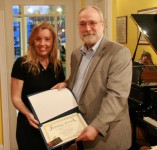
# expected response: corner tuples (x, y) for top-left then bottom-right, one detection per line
(78, 5), (104, 21)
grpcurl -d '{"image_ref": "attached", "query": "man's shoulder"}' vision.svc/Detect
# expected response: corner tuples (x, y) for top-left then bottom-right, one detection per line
(72, 46), (82, 54)
(105, 39), (130, 53)
(99, 36), (126, 51)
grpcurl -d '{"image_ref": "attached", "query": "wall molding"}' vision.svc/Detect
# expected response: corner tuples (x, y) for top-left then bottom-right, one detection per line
(0, 144), (3, 150)
(0, 3), (11, 150)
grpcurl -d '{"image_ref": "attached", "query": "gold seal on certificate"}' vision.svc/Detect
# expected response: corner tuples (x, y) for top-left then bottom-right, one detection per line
(28, 88), (87, 149)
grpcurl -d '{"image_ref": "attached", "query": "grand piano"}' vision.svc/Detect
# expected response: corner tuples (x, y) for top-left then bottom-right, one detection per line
(129, 14), (157, 150)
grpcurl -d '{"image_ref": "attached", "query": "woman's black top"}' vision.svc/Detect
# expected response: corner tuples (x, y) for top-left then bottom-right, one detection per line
(11, 57), (65, 114)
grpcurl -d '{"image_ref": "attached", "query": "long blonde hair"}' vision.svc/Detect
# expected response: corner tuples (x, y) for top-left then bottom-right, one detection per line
(23, 21), (61, 77)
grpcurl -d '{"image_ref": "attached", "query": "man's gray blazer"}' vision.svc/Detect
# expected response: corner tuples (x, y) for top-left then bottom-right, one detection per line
(68, 36), (132, 150)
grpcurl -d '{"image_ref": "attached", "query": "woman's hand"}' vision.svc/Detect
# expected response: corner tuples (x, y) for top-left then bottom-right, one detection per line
(25, 112), (39, 129)
(51, 82), (67, 90)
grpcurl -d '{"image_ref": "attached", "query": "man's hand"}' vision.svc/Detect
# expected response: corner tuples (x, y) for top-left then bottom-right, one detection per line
(76, 125), (99, 142)
(51, 82), (67, 90)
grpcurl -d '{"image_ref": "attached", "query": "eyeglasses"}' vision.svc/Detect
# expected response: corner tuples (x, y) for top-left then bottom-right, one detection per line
(78, 20), (101, 28)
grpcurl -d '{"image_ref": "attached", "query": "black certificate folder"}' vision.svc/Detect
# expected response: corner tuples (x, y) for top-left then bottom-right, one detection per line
(28, 88), (87, 150)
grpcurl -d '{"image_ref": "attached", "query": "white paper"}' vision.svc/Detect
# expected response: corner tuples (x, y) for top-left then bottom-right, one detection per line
(41, 113), (87, 147)
(28, 88), (78, 123)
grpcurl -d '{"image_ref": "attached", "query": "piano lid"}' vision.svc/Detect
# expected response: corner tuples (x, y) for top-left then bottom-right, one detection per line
(131, 14), (157, 53)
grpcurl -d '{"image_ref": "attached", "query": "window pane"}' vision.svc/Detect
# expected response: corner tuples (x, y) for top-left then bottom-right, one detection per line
(57, 16), (66, 73)
(25, 6), (65, 15)
(57, 16), (66, 61)
(13, 5), (21, 15)
(55, 6), (65, 15)
(25, 6), (51, 14)
(13, 17), (22, 59)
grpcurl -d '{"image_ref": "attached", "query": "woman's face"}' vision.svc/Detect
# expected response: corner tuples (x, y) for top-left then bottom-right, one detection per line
(141, 56), (151, 65)
(34, 29), (53, 58)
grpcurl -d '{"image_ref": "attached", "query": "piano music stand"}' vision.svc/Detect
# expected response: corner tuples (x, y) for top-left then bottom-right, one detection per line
(132, 62), (144, 86)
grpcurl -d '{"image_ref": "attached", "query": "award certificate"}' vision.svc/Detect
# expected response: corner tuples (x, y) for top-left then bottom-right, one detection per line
(28, 88), (88, 149)
(41, 113), (87, 148)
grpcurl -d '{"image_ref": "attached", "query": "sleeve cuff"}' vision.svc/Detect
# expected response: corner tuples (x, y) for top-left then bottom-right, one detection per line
(90, 118), (109, 137)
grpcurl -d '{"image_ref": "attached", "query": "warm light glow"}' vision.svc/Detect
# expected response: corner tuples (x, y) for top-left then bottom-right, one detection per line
(56, 7), (62, 13)
(143, 30), (147, 35)
(27, 7), (33, 14)
(139, 27), (142, 32)
(139, 27), (148, 36)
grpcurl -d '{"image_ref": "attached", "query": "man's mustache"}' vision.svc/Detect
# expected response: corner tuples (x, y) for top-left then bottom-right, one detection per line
(83, 32), (95, 36)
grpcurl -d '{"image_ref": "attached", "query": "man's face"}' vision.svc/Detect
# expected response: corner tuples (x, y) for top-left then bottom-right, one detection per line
(78, 8), (104, 49)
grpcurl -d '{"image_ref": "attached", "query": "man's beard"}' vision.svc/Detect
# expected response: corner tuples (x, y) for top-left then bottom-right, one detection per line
(81, 32), (97, 46)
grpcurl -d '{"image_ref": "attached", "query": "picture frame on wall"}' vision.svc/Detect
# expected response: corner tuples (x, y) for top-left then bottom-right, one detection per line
(116, 16), (127, 44)
(137, 7), (157, 45)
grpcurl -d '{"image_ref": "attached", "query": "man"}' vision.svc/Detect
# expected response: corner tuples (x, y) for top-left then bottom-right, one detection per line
(54, 5), (132, 150)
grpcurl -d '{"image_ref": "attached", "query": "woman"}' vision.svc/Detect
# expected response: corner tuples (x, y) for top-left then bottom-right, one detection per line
(138, 51), (157, 71)
(138, 51), (153, 65)
(11, 21), (65, 150)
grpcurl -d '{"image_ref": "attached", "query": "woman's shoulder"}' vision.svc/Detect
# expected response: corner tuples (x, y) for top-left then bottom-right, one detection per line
(14, 56), (27, 64)
(15, 56), (25, 62)
(11, 56), (28, 79)
(13, 56), (28, 70)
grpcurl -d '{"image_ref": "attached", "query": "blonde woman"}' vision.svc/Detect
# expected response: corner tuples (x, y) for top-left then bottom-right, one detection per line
(11, 21), (65, 150)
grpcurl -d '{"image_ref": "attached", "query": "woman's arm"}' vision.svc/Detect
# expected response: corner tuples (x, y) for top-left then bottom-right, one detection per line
(11, 77), (39, 129)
